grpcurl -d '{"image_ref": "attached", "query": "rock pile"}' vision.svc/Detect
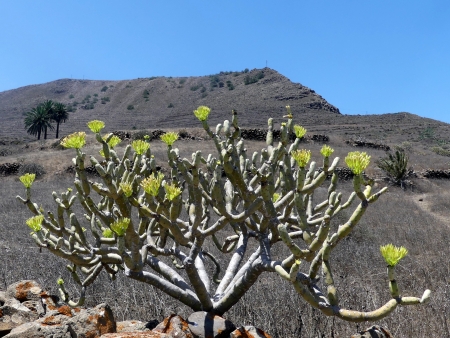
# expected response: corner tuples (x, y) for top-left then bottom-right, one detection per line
(317, 167), (355, 181)
(0, 280), (273, 338)
(66, 164), (100, 176)
(0, 163), (21, 176)
(346, 140), (390, 151)
(112, 131), (132, 140)
(311, 134), (329, 143)
(423, 169), (450, 179)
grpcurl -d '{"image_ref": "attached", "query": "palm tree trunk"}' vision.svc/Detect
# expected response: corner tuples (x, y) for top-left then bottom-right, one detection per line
(56, 122), (60, 139)
(44, 126), (48, 140)
(37, 130), (41, 140)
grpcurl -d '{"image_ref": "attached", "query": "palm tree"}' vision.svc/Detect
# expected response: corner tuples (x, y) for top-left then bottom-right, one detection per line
(40, 100), (55, 139)
(50, 102), (69, 138)
(24, 105), (54, 140)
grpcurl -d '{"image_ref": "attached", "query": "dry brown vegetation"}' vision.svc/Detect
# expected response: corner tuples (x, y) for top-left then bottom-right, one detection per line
(1, 123), (450, 337)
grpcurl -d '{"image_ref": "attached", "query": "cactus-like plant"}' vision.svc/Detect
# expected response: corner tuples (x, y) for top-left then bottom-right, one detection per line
(17, 109), (430, 320)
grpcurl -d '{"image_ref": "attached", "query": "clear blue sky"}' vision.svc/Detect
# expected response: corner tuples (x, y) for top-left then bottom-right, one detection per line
(1, 1), (449, 123)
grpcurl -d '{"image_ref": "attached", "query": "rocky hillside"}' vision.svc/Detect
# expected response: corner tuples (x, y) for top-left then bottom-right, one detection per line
(0, 68), (341, 139)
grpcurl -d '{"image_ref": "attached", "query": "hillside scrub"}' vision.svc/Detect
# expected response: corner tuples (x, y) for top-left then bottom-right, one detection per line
(14, 106), (432, 332)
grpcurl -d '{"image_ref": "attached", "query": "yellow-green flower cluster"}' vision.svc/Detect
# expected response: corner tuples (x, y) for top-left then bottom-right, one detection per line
(61, 132), (86, 149)
(87, 120), (105, 133)
(141, 172), (164, 196)
(272, 193), (281, 203)
(26, 215), (44, 232)
(104, 134), (121, 148)
(345, 151), (371, 175)
(193, 106), (211, 121)
(291, 149), (311, 168)
(160, 132), (179, 146)
(164, 183), (182, 201)
(20, 173), (36, 188)
(293, 125), (307, 139)
(320, 145), (334, 157)
(132, 140), (150, 155)
(110, 217), (130, 236)
(102, 228), (114, 238)
(380, 244), (408, 266)
(119, 182), (133, 197)
(57, 278), (64, 286)
(99, 134), (122, 157)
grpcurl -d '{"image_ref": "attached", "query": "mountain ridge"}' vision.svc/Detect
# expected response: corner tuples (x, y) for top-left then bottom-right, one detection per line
(1, 68), (449, 145)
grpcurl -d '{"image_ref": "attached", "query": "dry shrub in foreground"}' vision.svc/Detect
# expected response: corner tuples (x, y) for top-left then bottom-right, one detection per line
(12, 107), (434, 335)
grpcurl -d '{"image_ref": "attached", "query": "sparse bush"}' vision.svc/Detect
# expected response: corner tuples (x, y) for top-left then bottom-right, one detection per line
(179, 78), (186, 85)
(127, 105), (134, 110)
(101, 86), (108, 92)
(190, 84), (201, 91)
(167, 103), (174, 108)
(101, 97), (110, 104)
(394, 141), (412, 153)
(18, 163), (45, 178)
(69, 94), (74, 99)
(143, 89), (150, 99)
(0, 147), (12, 156)
(226, 80), (235, 90)
(431, 146), (450, 157)
(244, 71), (265, 85)
(419, 127), (435, 141)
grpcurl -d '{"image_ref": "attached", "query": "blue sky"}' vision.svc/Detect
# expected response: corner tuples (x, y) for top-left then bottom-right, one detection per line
(1, 1), (449, 123)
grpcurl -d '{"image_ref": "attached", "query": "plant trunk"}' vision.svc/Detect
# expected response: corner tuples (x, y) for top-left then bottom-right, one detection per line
(56, 122), (60, 139)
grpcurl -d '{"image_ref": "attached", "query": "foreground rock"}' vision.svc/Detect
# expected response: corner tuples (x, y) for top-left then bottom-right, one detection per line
(187, 311), (236, 338)
(4, 303), (115, 338)
(351, 325), (393, 338)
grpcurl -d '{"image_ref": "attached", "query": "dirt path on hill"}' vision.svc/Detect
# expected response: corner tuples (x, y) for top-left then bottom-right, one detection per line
(409, 192), (450, 226)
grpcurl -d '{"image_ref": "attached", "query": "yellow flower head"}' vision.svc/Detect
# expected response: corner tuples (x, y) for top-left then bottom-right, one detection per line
(102, 228), (114, 238)
(193, 106), (211, 121)
(291, 149), (311, 168)
(110, 217), (130, 237)
(132, 140), (150, 155)
(141, 172), (164, 196)
(87, 120), (105, 133)
(320, 145), (334, 158)
(119, 182), (133, 197)
(20, 173), (36, 188)
(57, 278), (64, 286)
(345, 151), (371, 175)
(293, 125), (307, 139)
(164, 183), (182, 201)
(272, 193), (281, 203)
(61, 132), (86, 149)
(380, 244), (408, 266)
(26, 215), (44, 232)
(160, 132), (179, 146)
(102, 134), (121, 148)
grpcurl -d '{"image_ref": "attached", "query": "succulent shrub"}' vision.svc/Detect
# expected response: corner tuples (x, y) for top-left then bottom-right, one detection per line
(17, 107), (430, 320)
(376, 150), (410, 187)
